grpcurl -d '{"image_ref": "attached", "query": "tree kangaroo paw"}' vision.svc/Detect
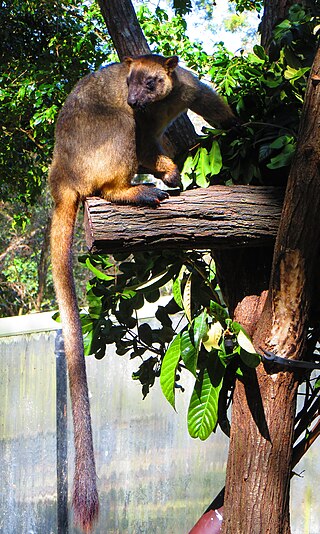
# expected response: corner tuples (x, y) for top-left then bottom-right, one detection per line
(108, 184), (169, 207)
(161, 166), (181, 188)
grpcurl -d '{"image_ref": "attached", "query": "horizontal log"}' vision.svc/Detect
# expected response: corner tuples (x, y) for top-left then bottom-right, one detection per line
(84, 185), (284, 254)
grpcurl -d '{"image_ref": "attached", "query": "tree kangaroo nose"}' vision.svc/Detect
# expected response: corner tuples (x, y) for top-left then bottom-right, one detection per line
(127, 94), (138, 108)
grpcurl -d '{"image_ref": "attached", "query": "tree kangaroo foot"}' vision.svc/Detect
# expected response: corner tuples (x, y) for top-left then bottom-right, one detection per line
(161, 165), (181, 188)
(104, 184), (169, 207)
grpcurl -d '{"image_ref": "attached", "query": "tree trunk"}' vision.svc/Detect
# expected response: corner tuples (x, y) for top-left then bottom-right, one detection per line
(97, 0), (150, 58)
(260, 0), (295, 51)
(222, 45), (320, 534)
(36, 216), (51, 311)
(260, 0), (313, 52)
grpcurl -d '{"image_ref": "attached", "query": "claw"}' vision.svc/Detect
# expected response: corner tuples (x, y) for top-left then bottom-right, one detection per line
(134, 185), (170, 207)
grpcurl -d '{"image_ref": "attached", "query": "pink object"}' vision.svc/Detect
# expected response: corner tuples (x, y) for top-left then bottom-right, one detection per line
(189, 506), (224, 533)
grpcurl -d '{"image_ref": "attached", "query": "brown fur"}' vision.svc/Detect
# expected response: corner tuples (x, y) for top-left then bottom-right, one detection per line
(49, 54), (235, 532)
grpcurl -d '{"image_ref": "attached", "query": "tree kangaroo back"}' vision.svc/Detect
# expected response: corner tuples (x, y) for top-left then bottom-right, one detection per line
(49, 54), (236, 532)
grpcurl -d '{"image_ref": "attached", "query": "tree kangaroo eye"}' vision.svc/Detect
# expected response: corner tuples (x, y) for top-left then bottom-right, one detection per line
(146, 78), (156, 91)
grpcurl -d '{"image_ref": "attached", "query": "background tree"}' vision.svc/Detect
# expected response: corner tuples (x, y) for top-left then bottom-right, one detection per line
(0, 0), (113, 315)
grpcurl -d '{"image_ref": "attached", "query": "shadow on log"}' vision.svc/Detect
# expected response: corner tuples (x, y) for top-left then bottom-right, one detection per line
(84, 185), (284, 254)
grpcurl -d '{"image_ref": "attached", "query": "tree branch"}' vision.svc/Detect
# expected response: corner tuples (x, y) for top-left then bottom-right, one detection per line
(84, 185), (284, 254)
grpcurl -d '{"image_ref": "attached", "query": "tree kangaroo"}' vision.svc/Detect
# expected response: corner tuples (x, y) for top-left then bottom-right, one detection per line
(49, 54), (236, 532)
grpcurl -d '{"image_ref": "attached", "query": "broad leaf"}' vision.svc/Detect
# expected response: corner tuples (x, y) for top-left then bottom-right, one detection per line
(160, 334), (181, 409)
(209, 141), (223, 175)
(210, 300), (229, 322)
(239, 349), (261, 368)
(85, 258), (114, 281)
(188, 357), (225, 440)
(237, 329), (261, 368)
(134, 264), (178, 293)
(180, 330), (197, 377)
(237, 329), (256, 354)
(173, 277), (183, 308)
(183, 274), (192, 323)
(193, 310), (208, 352)
(197, 147), (211, 177)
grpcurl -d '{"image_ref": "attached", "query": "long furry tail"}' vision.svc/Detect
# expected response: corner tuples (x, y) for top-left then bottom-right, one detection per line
(51, 190), (99, 532)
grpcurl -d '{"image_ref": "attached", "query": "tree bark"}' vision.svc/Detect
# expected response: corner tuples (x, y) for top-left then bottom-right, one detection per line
(36, 216), (51, 311)
(222, 45), (320, 534)
(260, 0), (313, 52)
(97, 0), (150, 58)
(260, 0), (295, 51)
(84, 186), (284, 253)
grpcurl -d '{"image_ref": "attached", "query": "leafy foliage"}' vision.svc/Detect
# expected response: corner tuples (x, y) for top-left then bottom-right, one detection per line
(0, 0), (112, 217)
(172, 0), (263, 16)
(0, 199), (53, 316)
(81, 250), (261, 438)
(137, 4), (212, 75)
(0, 0), (113, 313)
(182, 5), (319, 189)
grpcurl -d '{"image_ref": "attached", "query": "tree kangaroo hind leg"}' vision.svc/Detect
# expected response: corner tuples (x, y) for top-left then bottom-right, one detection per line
(101, 183), (169, 207)
(138, 138), (181, 189)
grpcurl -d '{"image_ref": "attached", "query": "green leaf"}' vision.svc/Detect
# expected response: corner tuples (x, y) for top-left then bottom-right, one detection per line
(269, 135), (292, 149)
(267, 144), (295, 169)
(197, 147), (211, 177)
(237, 329), (256, 354)
(85, 258), (114, 281)
(138, 323), (153, 345)
(183, 274), (192, 323)
(160, 334), (181, 409)
(188, 357), (225, 440)
(209, 141), (223, 175)
(193, 310), (208, 352)
(181, 158), (194, 189)
(155, 305), (172, 327)
(210, 300), (229, 322)
(239, 349), (261, 368)
(195, 171), (210, 188)
(173, 277), (183, 308)
(144, 289), (160, 303)
(253, 44), (267, 61)
(314, 376), (320, 390)
(134, 265), (177, 293)
(236, 328), (261, 367)
(231, 321), (242, 335)
(228, 324), (260, 368)
(284, 66), (310, 81)
(181, 330), (197, 376)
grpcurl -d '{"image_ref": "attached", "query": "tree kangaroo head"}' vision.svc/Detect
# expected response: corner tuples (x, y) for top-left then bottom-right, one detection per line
(124, 54), (179, 110)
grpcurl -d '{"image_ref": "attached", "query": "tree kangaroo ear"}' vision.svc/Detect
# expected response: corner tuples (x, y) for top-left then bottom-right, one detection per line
(164, 56), (179, 73)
